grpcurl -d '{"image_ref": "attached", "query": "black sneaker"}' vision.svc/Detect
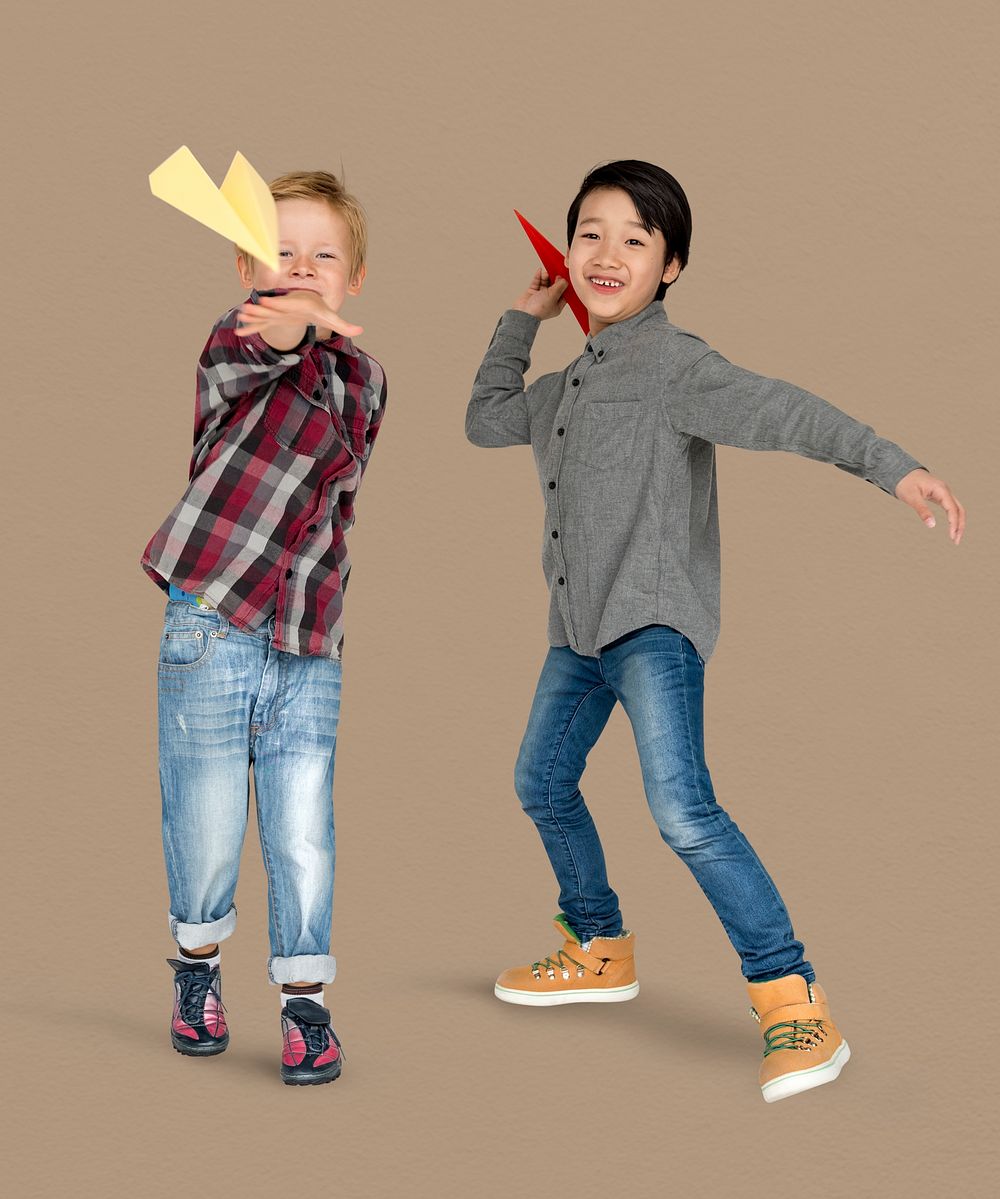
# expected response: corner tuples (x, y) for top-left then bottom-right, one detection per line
(167, 958), (229, 1056)
(280, 997), (343, 1085)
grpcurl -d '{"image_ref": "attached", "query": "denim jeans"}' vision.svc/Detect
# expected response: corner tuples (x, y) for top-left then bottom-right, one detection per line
(513, 624), (814, 983)
(157, 600), (341, 984)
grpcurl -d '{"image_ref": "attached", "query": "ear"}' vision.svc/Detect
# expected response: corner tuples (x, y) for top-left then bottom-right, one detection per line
(236, 251), (255, 289)
(661, 254), (682, 286)
(347, 264), (367, 296)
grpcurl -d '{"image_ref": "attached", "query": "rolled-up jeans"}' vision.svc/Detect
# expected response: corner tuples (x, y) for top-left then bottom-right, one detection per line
(157, 599), (341, 985)
(513, 624), (814, 983)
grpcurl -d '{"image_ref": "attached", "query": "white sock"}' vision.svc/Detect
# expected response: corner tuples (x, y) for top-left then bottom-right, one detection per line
(281, 985), (324, 1009)
(179, 946), (220, 972)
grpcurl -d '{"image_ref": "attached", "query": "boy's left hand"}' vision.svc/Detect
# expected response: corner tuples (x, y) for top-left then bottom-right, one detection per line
(894, 468), (966, 544)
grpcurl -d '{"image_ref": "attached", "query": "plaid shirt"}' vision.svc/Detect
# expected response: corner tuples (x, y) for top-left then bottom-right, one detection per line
(141, 290), (387, 659)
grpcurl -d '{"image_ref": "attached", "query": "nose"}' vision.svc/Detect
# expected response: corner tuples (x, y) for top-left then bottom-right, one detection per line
(592, 248), (622, 269)
(288, 254), (315, 278)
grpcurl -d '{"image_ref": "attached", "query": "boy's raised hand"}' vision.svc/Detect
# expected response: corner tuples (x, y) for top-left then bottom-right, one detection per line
(894, 468), (966, 544)
(513, 269), (569, 321)
(235, 289), (363, 341)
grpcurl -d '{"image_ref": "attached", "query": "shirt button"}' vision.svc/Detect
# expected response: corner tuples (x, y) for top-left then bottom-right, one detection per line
(313, 388), (322, 400)
(557, 577), (565, 585)
(285, 568), (293, 579)
(597, 349), (604, 358)
(571, 379), (580, 386)
(548, 481), (556, 489)
(551, 530), (559, 538)
(307, 524), (317, 532)
(557, 427), (565, 436)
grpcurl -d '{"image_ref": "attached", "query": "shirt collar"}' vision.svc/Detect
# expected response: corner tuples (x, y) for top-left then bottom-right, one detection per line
(248, 288), (359, 358)
(584, 299), (667, 356)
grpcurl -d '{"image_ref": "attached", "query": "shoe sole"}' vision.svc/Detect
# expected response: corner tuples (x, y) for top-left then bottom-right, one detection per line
(761, 1039), (851, 1102)
(171, 1034), (229, 1057)
(281, 1064), (342, 1086)
(494, 981), (640, 1006)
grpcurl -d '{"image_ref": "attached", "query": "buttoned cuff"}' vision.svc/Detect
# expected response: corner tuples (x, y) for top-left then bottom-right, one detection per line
(873, 451), (929, 497)
(490, 307), (542, 348)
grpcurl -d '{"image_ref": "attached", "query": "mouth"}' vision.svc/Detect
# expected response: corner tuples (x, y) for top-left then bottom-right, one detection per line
(587, 276), (625, 293)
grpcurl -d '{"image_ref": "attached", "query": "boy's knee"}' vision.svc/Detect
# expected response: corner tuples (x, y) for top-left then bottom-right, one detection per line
(513, 749), (541, 810)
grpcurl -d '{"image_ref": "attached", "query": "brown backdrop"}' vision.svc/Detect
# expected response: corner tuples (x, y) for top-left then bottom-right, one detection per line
(4, 1), (997, 1195)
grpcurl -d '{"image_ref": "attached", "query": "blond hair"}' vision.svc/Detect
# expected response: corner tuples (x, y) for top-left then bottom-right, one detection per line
(236, 170), (368, 282)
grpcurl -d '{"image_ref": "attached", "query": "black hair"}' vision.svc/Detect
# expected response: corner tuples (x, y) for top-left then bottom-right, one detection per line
(566, 160), (692, 301)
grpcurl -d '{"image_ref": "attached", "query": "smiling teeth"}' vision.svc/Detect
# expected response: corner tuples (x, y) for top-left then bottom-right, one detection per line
(591, 278), (622, 287)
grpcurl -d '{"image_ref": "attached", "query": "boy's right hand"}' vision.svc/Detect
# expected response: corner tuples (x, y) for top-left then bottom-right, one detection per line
(513, 269), (569, 321)
(235, 289), (364, 343)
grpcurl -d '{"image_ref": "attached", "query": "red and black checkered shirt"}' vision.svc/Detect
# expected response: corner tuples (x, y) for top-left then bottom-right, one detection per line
(141, 290), (387, 659)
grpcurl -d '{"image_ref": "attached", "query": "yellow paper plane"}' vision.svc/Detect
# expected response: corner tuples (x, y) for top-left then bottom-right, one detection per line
(149, 146), (279, 270)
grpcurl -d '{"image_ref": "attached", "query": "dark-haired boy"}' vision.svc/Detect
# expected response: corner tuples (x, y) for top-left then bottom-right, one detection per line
(465, 159), (964, 1102)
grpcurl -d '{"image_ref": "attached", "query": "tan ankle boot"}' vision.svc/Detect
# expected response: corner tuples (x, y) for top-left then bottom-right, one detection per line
(495, 915), (639, 1006)
(747, 975), (851, 1102)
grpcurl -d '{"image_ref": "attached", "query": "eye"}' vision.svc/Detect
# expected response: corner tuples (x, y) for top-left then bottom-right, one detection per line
(279, 250), (293, 258)
(318, 252), (336, 259)
(626, 238), (644, 246)
(579, 232), (599, 239)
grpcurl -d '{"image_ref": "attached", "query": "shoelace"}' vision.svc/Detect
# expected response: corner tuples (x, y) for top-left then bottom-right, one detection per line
(761, 1019), (827, 1057)
(531, 948), (592, 981)
(287, 1011), (339, 1057)
(176, 969), (225, 1026)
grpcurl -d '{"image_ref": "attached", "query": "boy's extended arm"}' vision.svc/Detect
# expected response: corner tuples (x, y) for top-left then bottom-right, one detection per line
(674, 349), (926, 496)
(673, 349), (965, 540)
(465, 310), (542, 447)
(192, 306), (315, 469)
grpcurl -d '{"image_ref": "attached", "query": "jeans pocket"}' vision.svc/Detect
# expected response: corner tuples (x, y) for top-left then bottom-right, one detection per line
(159, 624), (219, 670)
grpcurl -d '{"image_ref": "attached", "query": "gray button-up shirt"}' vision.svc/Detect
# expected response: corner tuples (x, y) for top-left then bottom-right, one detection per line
(466, 300), (926, 662)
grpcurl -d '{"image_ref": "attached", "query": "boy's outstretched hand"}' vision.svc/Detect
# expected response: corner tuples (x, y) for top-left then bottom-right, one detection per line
(235, 288), (363, 345)
(513, 269), (569, 321)
(894, 468), (966, 544)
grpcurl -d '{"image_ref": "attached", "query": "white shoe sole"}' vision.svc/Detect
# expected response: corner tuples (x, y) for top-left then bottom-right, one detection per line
(494, 980), (640, 1006)
(761, 1039), (851, 1102)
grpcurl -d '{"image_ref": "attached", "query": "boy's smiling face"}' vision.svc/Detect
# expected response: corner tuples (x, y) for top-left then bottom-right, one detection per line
(565, 186), (680, 335)
(236, 196), (365, 312)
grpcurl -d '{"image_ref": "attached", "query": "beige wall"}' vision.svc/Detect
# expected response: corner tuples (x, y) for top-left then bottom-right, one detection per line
(4, 1), (997, 1195)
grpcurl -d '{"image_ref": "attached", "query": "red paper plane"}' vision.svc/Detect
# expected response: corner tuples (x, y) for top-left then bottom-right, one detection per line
(514, 210), (590, 333)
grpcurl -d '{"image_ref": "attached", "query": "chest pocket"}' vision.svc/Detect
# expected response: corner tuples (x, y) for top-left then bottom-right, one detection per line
(263, 380), (342, 458)
(566, 400), (640, 470)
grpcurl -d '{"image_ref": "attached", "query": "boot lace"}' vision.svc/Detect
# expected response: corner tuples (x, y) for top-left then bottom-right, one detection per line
(761, 1019), (828, 1056)
(290, 1012), (339, 1057)
(531, 948), (594, 981)
(176, 969), (225, 1025)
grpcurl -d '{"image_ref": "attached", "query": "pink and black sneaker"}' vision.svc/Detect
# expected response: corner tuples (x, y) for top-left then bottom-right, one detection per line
(280, 997), (343, 1086)
(167, 959), (229, 1056)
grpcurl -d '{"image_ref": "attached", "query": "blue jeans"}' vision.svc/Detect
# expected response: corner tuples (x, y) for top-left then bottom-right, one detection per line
(157, 600), (342, 984)
(513, 625), (814, 983)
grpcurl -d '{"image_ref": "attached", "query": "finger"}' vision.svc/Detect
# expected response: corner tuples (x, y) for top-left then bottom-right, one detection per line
(936, 489), (962, 543)
(330, 318), (364, 337)
(912, 500), (936, 528)
(551, 275), (569, 291)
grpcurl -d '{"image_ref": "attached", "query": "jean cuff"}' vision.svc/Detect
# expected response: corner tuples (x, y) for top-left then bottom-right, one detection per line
(169, 905), (237, 950)
(268, 954), (337, 985)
